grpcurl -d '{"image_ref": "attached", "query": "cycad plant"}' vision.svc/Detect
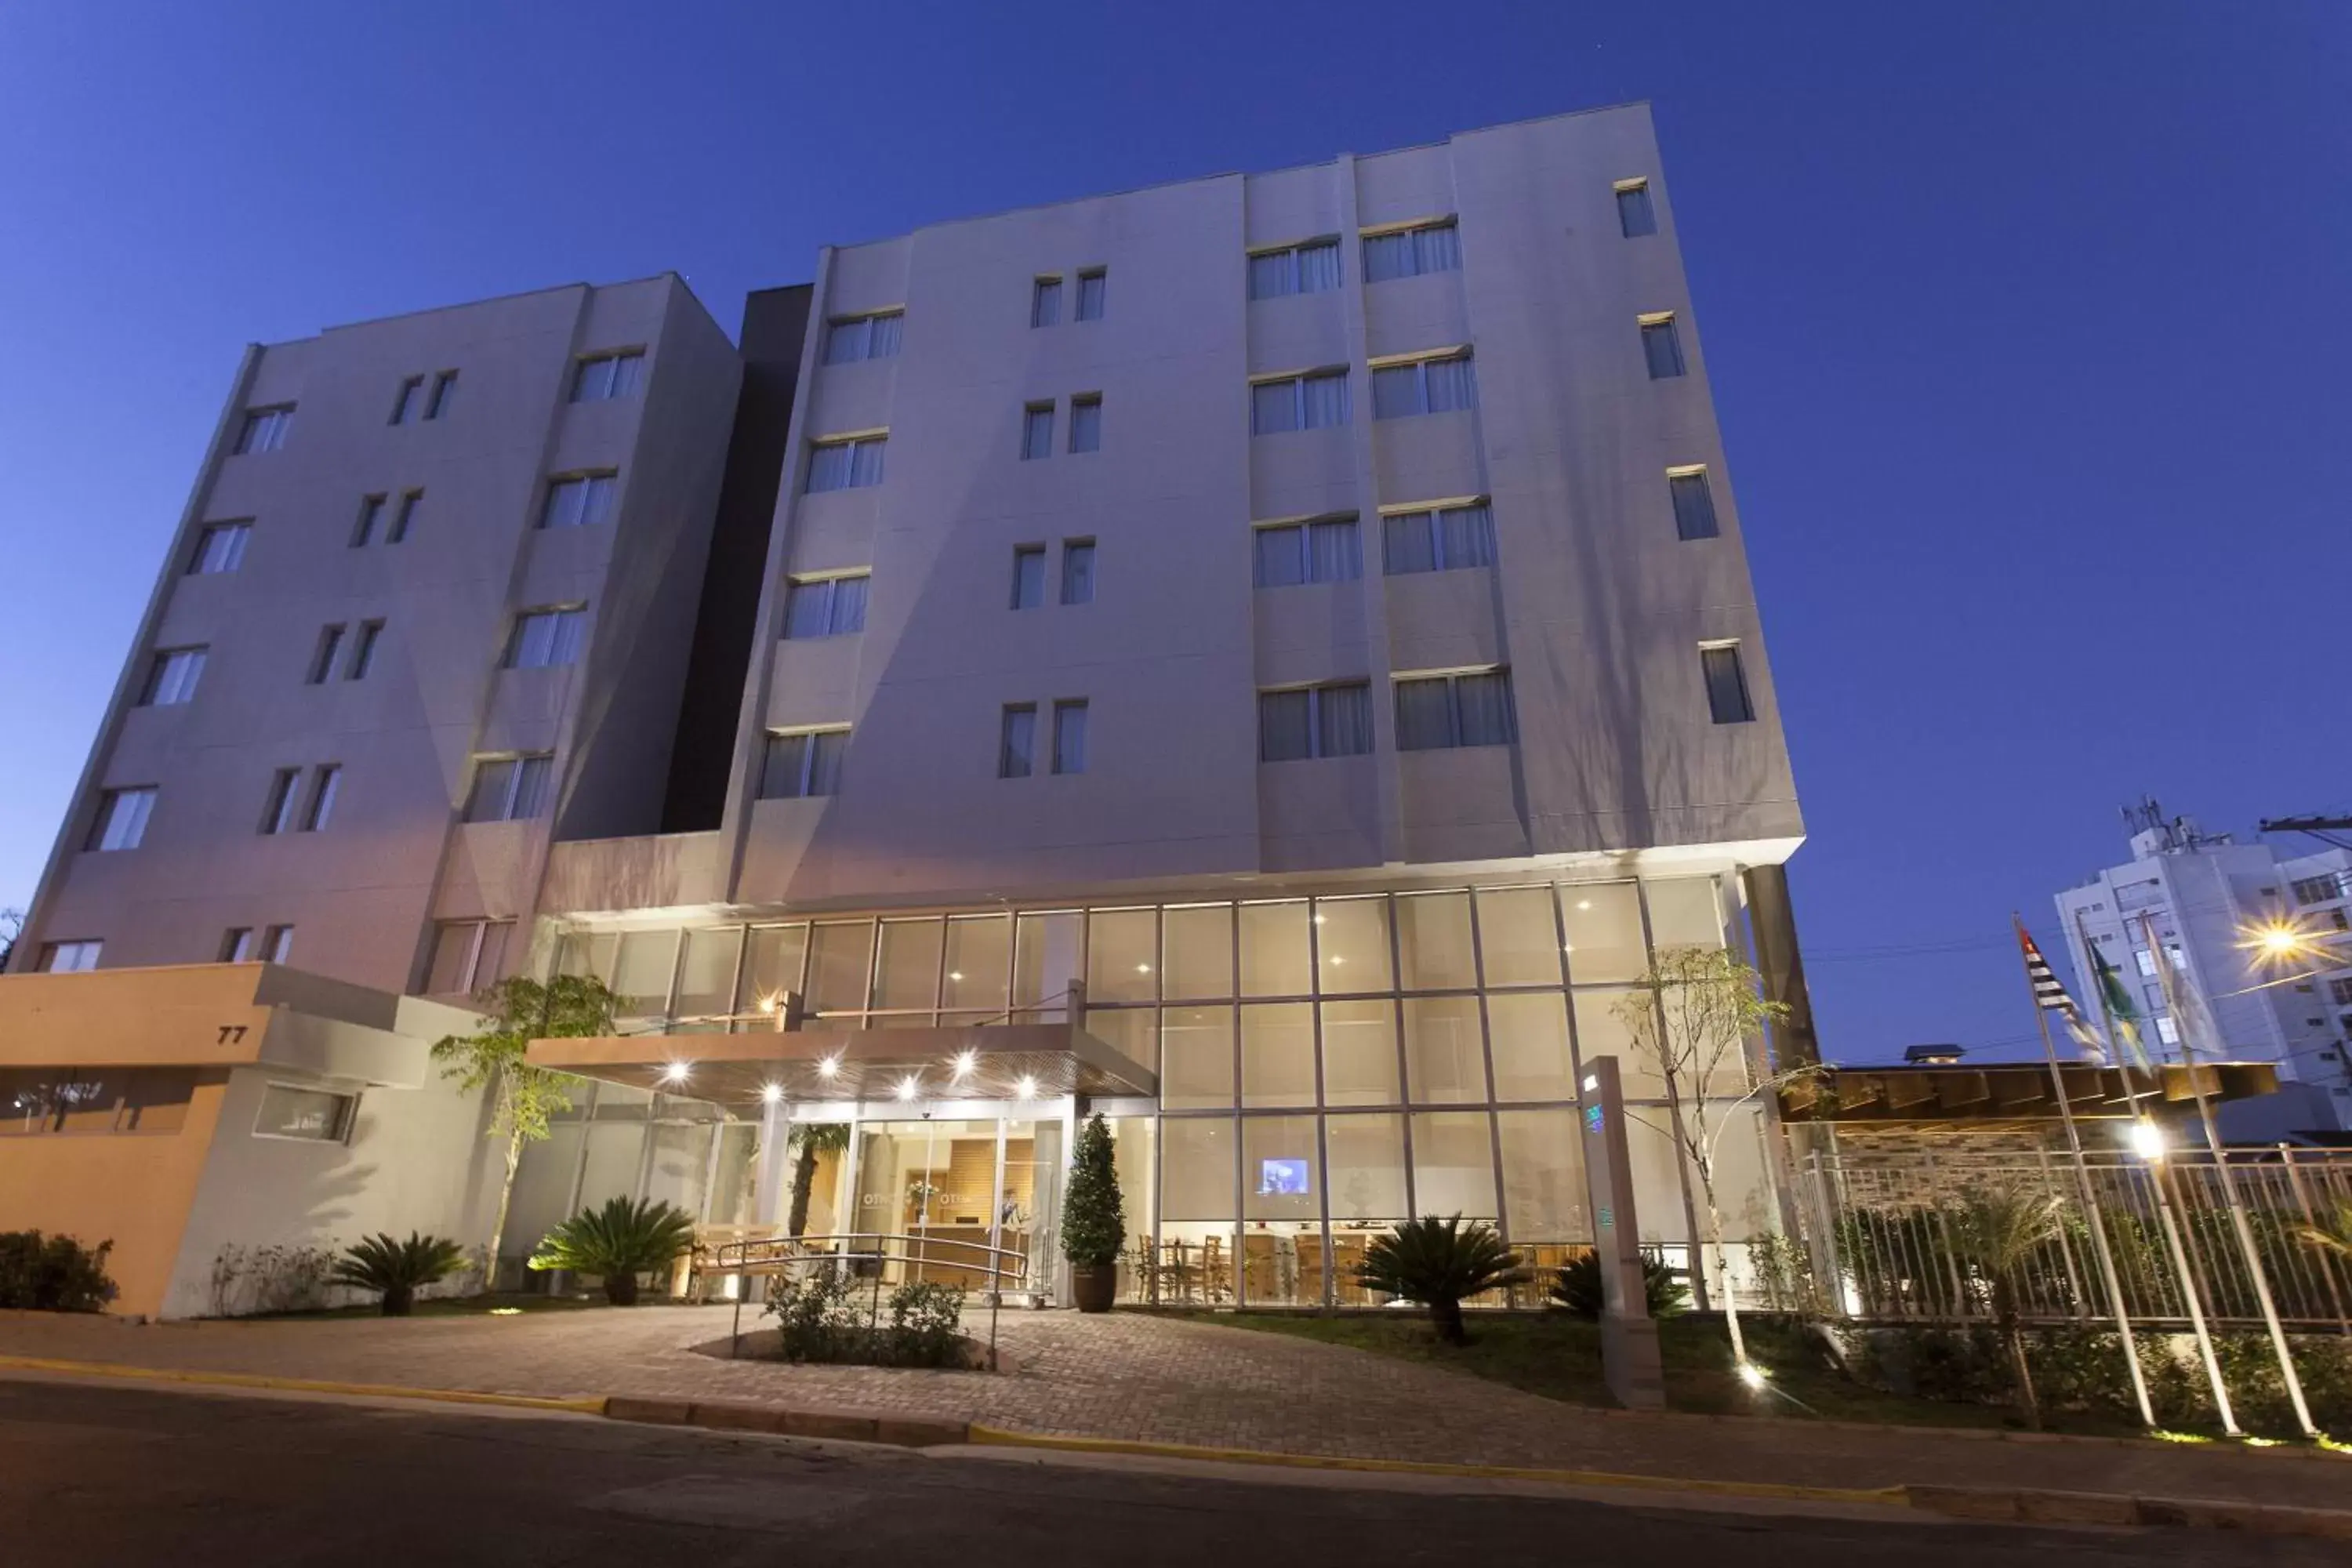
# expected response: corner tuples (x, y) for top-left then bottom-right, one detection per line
(1355, 1215), (1530, 1345)
(1550, 1247), (1690, 1321)
(331, 1232), (467, 1316)
(2292, 1199), (2352, 1262)
(529, 1196), (696, 1305)
(1947, 1185), (2067, 1429)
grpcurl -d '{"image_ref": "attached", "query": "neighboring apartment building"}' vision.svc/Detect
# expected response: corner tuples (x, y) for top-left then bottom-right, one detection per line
(9, 104), (1816, 1311)
(2055, 804), (2352, 1132)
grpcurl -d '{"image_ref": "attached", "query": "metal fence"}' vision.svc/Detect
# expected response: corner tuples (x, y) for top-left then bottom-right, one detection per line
(1789, 1141), (2352, 1331)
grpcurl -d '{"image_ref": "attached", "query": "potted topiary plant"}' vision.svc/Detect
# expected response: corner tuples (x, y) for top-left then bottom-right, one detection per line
(1062, 1112), (1124, 1312)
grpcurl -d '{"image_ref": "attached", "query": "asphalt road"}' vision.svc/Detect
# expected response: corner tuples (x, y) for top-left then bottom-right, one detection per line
(0, 1377), (2332, 1566)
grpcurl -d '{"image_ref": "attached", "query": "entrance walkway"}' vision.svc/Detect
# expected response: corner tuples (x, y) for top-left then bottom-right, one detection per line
(2, 1305), (2343, 1508)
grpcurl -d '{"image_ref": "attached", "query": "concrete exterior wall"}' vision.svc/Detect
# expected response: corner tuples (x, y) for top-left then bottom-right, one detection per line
(13, 278), (743, 995)
(717, 103), (1798, 917)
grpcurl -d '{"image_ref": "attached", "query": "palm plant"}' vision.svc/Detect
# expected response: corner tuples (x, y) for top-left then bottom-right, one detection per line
(1946, 1185), (2066, 1430)
(2292, 1199), (2352, 1262)
(331, 1232), (467, 1316)
(529, 1196), (696, 1305)
(1354, 1215), (1530, 1345)
(1550, 1247), (1690, 1321)
(786, 1123), (851, 1238)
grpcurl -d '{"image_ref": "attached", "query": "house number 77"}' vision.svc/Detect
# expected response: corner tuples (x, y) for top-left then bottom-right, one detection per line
(216, 1025), (249, 1045)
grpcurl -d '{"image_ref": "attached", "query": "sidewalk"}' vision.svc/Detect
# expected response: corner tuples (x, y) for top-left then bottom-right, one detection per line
(3, 1305), (2343, 1510)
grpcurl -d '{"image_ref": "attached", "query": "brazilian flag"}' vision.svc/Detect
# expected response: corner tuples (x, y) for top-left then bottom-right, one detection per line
(2090, 942), (2151, 1069)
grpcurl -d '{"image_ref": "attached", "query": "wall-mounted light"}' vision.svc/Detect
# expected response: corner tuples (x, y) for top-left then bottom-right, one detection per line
(816, 1054), (840, 1080)
(660, 1062), (691, 1086)
(760, 1082), (784, 1106)
(896, 1075), (920, 1102)
(952, 1049), (978, 1078)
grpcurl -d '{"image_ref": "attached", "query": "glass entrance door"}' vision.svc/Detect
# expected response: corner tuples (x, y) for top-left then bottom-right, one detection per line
(845, 1118), (1063, 1296)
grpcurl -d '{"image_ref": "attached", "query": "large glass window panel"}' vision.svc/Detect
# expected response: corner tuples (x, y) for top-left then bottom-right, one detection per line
(1561, 884), (1646, 983)
(673, 927), (742, 1029)
(1326, 1112), (1409, 1222)
(942, 916), (1011, 1014)
(1645, 879), (1725, 953)
(873, 919), (944, 1012)
(1160, 903), (1233, 1001)
(610, 930), (679, 1019)
(557, 931), (618, 984)
(1110, 1117), (1158, 1301)
(1013, 911), (1082, 1015)
(805, 921), (875, 1014)
(1410, 1111), (1498, 1220)
(1574, 988), (1663, 1100)
(1497, 1109), (1589, 1243)
(1241, 1001), (1316, 1107)
(1162, 1116), (1237, 1221)
(1486, 990), (1576, 1102)
(1087, 908), (1157, 1004)
(1160, 1006), (1236, 1109)
(1320, 1000), (1401, 1106)
(1243, 1116), (1320, 1224)
(1395, 892), (1475, 990)
(1624, 1112), (1693, 1247)
(1085, 1007), (1156, 1073)
(737, 924), (808, 1018)
(1403, 995), (1487, 1104)
(1315, 897), (1392, 994)
(1477, 886), (1562, 987)
(1239, 901), (1311, 997)
(1706, 1105), (1772, 1239)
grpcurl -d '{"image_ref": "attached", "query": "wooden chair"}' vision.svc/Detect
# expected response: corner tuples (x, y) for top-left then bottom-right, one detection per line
(1198, 1236), (1232, 1303)
(1241, 1233), (1282, 1304)
(1330, 1233), (1371, 1305)
(1292, 1232), (1329, 1308)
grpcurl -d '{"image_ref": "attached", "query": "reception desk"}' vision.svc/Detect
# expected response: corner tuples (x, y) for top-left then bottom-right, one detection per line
(904, 1224), (1025, 1289)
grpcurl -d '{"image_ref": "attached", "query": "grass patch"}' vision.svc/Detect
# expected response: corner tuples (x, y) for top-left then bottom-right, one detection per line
(238, 1292), (619, 1322)
(1202, 1311), (2145, 1435)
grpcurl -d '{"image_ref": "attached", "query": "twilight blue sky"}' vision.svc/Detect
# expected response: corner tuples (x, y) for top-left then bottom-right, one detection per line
(2, 2), (2347, 1059)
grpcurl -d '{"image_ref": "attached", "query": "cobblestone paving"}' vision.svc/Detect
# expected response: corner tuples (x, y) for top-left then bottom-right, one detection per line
(4, 1305), (2345, 1508)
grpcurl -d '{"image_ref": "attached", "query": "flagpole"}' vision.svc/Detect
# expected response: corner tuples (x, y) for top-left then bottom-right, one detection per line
(2077, 907), (2238, 1433)
(2015, 915), (2153, 1428)
(2137, 912), (2316, 1436)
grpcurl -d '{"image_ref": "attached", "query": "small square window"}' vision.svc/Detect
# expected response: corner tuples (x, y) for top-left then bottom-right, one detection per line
(1668, 470), (1719, 540)
(540, 473), (617, 528)
(999, 705), (1037, 779)
(1701, 644), (1755, 724)
(86, 787), (157, 852)
(140, 647), (207, 706)
(1060, 539), (1096, 605)
(1069, 394), (1102, 453)
(782, 574), (869, 639)
(759, 730), (847, 800)
(1021, 403), (1055, 460)
(1641, 316), (1686, 379)
(571, 350), (645, 401)
(190, 521), (251, 575)
(805, 437), (885, 492)
(1615, 180), (1657, 238)
(37, 941), (103, 974)
(1032, 278), (1063, 328)
(506, 608), (586, 669)
(1011, 546), (1047, 609)
(234, 405), (293, 454)
(1075, 269), (1106, 322)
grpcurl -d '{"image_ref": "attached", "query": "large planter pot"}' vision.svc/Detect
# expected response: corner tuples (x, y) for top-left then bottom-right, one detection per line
(1072, 1262), (1117, 1313)
(602, 1272), (641, 1307)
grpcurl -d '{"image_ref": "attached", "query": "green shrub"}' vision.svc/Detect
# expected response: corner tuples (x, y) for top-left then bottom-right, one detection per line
(0, 1230), (117, 1312)
(764, 1269), (970, 1367)
(1355, 1215), (1530, 1345)
(1549, 1248), (1689, 1321)
(1061, 1112), (1125, 1268)
(329, 1232), (468, 1316)
(529, 1196), (695, 1305)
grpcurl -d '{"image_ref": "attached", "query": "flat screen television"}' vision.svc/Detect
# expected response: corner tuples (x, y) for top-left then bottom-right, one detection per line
(1257, 1157), (1311, 1197)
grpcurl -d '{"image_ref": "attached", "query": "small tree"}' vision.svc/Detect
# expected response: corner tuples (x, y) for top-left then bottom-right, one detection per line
(1947, 1184), (2067, 1429)
(332, 1232), (467, 1316)
(1611, 945), (1790, 1376)
(1356, 1216), (1530, 1345)
(1061, 1113), (1125, 1268)
(431, 975), (612, 1289)
(0, 907), (22, 973)
(786, 1123), (851, 1238)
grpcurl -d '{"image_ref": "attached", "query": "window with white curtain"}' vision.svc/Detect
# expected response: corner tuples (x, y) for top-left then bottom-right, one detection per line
(1031, 277), (1063, 328)
(1361, 220), (1461, 283)
(999, 705), (1037, 779)
(540, 472), (619, 528)
(463, 753), (554, 823)
(38, 941), (103, 973)
(782, 573), (869, 639)
(1010, 546), (1047, 609)
(505, 607), (586, 669)
(571, 350), (645, 401)
(1641, 315), (1686, 379)
(1668, 469), (1719, 540)
(1371, 353), (1478, 419)
(426, 918), (514, 995)
(1069, 395), (1102, 453)
(1052, 700), (1089, 775)
(1258, 681), (1374, 761)
(234, 405), (293, 454)
(189, 521), (251, 575)
(1394, 670), (1516, 750)
(760, 729), (848, 799)
(140, 647), (207, 706)
(1615, 180), (1657, 238)
(1247, 238), (1342, 299)
(805, 436), (886, 492)
(1250, 369), (1350, 434)
(1021, 403), (1055, 460)
(86, 787), (156, 851)
(1381, 503), (1495, 575)
(1700, 644), (1754, 724)
(1076, 270), (1106, 321)
(1060, 539), (1096, 604)
(1253, 518), (1361, 587)
(822, 311), (904, 365)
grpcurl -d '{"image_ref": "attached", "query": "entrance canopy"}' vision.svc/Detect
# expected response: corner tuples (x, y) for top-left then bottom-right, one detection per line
(525, 1018), (1156, 1108)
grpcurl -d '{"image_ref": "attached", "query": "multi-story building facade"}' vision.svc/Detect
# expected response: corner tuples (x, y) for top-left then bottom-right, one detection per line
(2055, 805), (2352, 1131)
(8, 105), (1815, 1311)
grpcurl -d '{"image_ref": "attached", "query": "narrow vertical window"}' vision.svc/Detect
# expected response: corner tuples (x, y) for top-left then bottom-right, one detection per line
(300, 765), (341, 832)
(1075, 269), (1106, 322)
(425, 370), (458, 419)
(347, 620), (383, 680)
(351, 495), (385, 547)
(260, 768), (301, 835)
(1051, 700), (1088, 775)
(1668, 469), (1719, 540)
(1060, 539), (1096, 605)
(1021, 403), (1056, 460)
(1031, 277), (1063, 328)
(1615, 180), (1657, 238)
(388, 490), (421, 543)
(1701, 644), (1755, 724)
(235, 406), (293, 453)
(757, 729), (848, 800)
(307, 624), (347, 685)
(190, 521), (252, 575)
(1641, 315), (1686, 379)
(221, 928), (256, 962)
(999, 705), (1037, 779)
(140, 647), (207, 706)
(1011, 546), (1047, 609)
(389, 377), (423, 425)
(86, 787), (157, 851)
(1068, 394), (1102, 453)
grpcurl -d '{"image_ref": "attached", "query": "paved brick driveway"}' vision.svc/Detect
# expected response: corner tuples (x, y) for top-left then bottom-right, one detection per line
(3, 1305), (2345, 1508)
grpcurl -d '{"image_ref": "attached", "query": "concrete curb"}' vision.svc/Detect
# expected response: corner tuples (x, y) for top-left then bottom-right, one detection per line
(1904, 1484), (2352, 1541)
(0, 1353), (606, 1416)
(604, 1395), (968, 1449)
